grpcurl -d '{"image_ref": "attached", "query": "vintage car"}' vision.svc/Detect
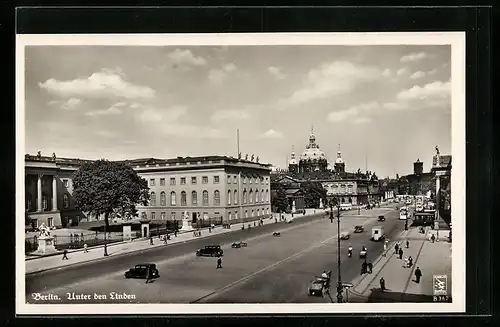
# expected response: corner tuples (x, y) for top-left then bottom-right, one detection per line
(340, 231), (350, 240)
(308, 271), (332, 296)
(359, 247), (367, 258)
(378, 215), (386, 222)
(196, 245), (224, 257)
(231, 241), (248, 248)
(124, 263), (159, 279)
(354, 225), (364, 233)
(272, 232), (281, 237)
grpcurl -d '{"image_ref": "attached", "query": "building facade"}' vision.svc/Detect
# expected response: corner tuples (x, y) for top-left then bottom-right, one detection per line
(24, 153), (271, 228)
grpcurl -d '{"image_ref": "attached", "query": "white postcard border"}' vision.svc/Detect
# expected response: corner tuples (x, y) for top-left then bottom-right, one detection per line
(16, 32), (466, 315)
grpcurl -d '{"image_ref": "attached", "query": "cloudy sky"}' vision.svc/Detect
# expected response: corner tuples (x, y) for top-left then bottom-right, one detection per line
(24, 45), (451, 178)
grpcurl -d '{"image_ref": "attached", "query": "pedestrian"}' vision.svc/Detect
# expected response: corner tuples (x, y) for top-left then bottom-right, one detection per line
(83, 243), (88, 253)
(379, 277), (386, 291)
(174, 230), (178, 237)
(395, 243), (399, 254)
(431, 234), (436, 243)
(406, 240), (410, 248)
(150, 236), (154, 245)
(404, 256), (409, 268)
(367, 261), (373, 274)
(383, 242), (387, 256)
(361, 260), (368, 274)
(408, 256), (414, 268)
(415, 267), (422, 283)
(163, 235), (168, 244)
(399, 248), (403, 260)
(145, 266), (152, 283)
(62, 249), (69, 260)
(216, 257), (222, 269)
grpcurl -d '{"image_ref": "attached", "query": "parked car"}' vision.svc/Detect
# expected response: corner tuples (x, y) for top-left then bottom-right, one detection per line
(124, 263), (159, 279)
(360, 247), (367, 258)
(272, 232), (281, 237)
(378, 215), (385, 222)
(354, 225), (364, 233)
(196, 245), (223, 257)
(231, 241), (248, 248)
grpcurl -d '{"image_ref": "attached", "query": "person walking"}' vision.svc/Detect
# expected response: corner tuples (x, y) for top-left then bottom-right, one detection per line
(380, 277), (386, 291)
(367, 261), (373, 274)
(395, 242), (399, 254)
(83, 243), (88, 253)
(216, 257), (222, 269)
(361, 260), (368, 275)
(62, 249), (69, 260)
(383, 242), (387, 256)
(149, 235), (154, 245)
(404, 256), (409, 268)
(408, 256), (414, 268)
(415, 267), (422, 283)
(145, 266), (152, 284)
(406, 240), (410, 248)
(399, 248), (404, 260)
(431, 234), (436, 243)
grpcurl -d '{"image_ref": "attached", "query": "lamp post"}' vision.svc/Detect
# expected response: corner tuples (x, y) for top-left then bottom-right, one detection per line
(103, 213), (109, 256)
(329, 198), (343, 303)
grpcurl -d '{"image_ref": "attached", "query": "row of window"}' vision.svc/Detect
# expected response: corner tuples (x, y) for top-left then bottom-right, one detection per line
(148, 189), (271, 207)
(142, 207), (271, 220)
(149, 175), (270, 187)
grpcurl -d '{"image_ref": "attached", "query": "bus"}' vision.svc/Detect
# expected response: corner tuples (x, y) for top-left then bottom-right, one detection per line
(399, 207), (408, 220)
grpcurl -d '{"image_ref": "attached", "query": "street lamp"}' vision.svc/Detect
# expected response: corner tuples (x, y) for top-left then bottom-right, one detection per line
(329, 198), (343, 303)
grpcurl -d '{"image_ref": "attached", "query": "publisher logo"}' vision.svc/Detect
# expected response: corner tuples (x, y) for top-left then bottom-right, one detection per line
(433, 275), (447, 295)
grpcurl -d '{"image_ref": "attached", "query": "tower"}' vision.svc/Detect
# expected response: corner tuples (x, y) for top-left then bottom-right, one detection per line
(288, 145), (299, 174)
(413, 158), (423, 175)
(334, 144), (345, 173)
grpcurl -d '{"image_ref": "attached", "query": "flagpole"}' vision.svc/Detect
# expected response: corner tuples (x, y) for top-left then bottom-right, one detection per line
(237, 129), (240, 157)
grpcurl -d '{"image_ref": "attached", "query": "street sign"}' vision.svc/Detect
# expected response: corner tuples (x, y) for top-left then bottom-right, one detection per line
(341, 282), (354, 288)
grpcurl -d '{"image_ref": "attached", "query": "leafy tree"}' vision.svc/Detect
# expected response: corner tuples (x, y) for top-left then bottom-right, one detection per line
(271, 185), (289, 213)
(301, 181), (327, 208)
(72, 159), (150, 255)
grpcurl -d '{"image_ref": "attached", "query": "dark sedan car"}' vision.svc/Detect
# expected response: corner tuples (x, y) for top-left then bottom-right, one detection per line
(378, 215), (386, 222)
(354, 225), (364, 233)
(231, 241), (248, 248)
(196, 245), (224, 257)
(124, 264), (159, 279)
(272, 232), (281, 236)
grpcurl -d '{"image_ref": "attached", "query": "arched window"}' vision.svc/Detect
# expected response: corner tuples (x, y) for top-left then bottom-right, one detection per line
(261, 190), (264, 203)
(255, 190), (259, 203)
(266, 190), (269, 202)
(257, 209), (260, 216)
(249, 190), (253, 203)
(170, 192), (176, 206)
(150, 192), (156, 206)
(160, 191), (166, 206)
(192, 191), (198, 205)
(26, 193), (33, 211)
(234, 190), (238, 205)
(243, 190), (247, 204)
(214, 190), (220, 205)
(227, 190), (231, 205)
(203, 190), (209, 206)
(181, 191), (187, 206)
(63, 194), (69, 209)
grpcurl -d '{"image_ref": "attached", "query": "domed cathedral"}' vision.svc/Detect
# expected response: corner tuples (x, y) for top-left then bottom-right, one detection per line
(297, 127), (328, 174)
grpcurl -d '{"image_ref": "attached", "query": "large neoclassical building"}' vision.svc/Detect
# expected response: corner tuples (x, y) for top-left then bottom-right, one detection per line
(24, 152), (271, 229)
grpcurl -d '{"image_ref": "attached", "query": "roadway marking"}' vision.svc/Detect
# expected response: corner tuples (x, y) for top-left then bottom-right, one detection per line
(190, 219), (379, 303)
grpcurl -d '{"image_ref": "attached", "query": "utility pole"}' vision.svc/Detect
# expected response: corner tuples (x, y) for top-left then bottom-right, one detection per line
(336, 204), (343, 303)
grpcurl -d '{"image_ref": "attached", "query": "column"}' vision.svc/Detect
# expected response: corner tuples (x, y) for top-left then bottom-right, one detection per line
(52, 175), (58, 211)
(37, 174), (43, 212)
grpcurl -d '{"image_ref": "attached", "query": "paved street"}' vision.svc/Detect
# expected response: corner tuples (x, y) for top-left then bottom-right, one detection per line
(27, 204), (405, 304)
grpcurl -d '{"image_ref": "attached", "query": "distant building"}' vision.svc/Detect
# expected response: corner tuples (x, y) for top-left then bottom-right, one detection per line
(398, 158), (435, 197)
(24, 153), (271, 229)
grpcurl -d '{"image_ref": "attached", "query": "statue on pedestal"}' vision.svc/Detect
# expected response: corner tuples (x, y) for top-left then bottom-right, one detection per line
(292, 200), (296, 214)
(251, 154), (254, 161)
(256, 156), (259, 163)
(238, 152), (242, 159)
(180, 211), (194, 231)
(245, 154), (248, 160)
(52, 152), (57, 161)
(37, 151), (41, 158)
(319, 198), (324, 209)
(38, 222), (51, 237)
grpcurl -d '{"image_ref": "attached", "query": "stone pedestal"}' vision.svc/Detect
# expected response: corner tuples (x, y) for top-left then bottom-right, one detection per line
(33, 235), (58, 255)
(122, 224), (132, 242)
(319, 198), (324, 209)
(180, 217), (194, 231)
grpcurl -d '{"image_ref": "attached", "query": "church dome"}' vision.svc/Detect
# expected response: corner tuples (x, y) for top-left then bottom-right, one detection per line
(299, 129), (327, 161)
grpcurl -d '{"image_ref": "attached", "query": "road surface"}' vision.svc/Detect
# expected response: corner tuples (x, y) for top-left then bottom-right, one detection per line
(26, 205), (404, 304)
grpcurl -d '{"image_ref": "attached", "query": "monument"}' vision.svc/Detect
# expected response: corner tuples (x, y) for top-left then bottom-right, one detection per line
(32, 223), (58, 255)
(292, 200), (296, 214)
(319, 198), (324, 209)
(180, 211), (194, 231)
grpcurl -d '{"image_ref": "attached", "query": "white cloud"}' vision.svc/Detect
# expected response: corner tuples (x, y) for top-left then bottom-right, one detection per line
(410, 71), (426, 79)
(382, 69), (392, 77)
(396, 80), (451, 101)
(210, 109), (250, 121)
(328, 107), (359, 122)
(268, 66), (286, 80)
(353, 117), (372, 124)
(113, 101), (128, 108)
(39, 71), (156, 99)
(400, 52), (429, 63)
(396, 68), (409, 76)
(208, 63), (238, 84)
(382, 102), (409, 111)
(427, 69), (437, 75)
(167, 49), (207, 66)
(328, 101), (381, 122)
(136, 105), (188, 124)
(260, 129), (284, 139)
(160, 125), (225, 139)
(85, 106), (122, 117)
(277, 61), (383, 108)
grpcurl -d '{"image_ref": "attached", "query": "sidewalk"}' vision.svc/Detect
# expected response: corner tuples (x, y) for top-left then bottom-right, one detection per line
(25, 210), (326, 275)
(349, 226), (452, 302)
